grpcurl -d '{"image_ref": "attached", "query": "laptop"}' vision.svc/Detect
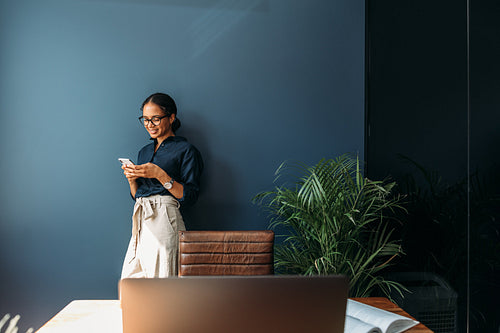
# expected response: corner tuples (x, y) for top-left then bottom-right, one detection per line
(119, 275), (348, 333)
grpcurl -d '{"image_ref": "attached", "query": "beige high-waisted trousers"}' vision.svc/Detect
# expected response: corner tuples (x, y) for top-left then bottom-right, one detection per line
(121, 195), (185, 278)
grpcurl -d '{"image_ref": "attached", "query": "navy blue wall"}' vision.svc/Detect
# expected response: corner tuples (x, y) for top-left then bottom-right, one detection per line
(0, 0), (364, 329)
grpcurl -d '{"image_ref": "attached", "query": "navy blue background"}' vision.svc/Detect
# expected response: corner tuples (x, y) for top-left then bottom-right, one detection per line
(0, 0), (364, 329)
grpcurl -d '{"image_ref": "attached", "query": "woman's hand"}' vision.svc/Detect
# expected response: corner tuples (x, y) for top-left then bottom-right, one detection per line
(124, 163), (163, 180)
(122, 164), (140, 198)
(122, 164), (140, 183)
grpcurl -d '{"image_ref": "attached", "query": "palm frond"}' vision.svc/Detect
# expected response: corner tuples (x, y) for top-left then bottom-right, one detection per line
(253, 154), (406, 297)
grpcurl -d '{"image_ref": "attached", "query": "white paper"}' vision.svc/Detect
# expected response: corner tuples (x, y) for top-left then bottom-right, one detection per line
(344, 300), (419, 333)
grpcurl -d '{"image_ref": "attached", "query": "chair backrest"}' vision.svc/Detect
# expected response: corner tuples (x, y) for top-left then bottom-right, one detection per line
(178, 230), (274, 276)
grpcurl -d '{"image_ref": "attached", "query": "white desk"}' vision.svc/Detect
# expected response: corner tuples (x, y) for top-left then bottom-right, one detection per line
(36, 298), (432, 332)
(36, 300), (122, 333)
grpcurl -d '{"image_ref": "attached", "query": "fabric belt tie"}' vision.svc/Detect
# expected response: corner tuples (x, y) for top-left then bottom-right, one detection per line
(129, 195), (179, 262)
(132, 197), (155, 238)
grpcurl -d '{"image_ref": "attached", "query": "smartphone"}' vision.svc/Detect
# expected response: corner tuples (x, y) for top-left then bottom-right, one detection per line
(118, 158), (135, 166)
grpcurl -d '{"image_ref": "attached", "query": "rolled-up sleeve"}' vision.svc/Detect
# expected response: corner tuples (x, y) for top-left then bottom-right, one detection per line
(177, 146), (204, 207)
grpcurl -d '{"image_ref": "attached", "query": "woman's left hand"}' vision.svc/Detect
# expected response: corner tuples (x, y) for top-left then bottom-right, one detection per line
(126, 163), (164, 180)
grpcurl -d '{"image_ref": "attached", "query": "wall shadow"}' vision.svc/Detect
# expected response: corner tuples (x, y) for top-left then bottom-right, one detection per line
(177, 111), (239, 231)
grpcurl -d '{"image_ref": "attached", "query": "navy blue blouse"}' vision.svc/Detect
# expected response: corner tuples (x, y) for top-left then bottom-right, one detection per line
(134, 136), (203, 207)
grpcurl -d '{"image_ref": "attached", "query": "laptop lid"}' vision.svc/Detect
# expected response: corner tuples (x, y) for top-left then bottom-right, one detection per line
(119, 275), (348, 333)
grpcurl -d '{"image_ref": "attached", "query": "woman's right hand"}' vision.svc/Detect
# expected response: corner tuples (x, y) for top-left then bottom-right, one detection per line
(122, 164), (139, 198)
(122, 164), (139, 183)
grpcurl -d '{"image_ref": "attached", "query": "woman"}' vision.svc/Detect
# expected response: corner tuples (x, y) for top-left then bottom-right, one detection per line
(121, 92), (203, 278)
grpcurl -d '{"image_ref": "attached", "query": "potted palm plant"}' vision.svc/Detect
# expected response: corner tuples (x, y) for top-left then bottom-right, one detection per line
(253, 154), (406, 298)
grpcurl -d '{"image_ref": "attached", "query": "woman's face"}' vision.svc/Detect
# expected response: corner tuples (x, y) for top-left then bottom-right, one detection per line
(142, 102), (175, 142)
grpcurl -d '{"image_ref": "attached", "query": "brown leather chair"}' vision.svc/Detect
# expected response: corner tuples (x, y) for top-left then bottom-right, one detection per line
(178, 230), (274, 276)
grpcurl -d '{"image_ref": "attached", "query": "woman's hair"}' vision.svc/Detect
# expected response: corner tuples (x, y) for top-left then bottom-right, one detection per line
(141, 92), (181, 132)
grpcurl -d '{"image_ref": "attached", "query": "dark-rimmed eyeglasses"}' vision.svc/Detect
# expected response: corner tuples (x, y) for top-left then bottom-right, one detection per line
(138, 115), (168, 126)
